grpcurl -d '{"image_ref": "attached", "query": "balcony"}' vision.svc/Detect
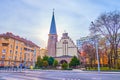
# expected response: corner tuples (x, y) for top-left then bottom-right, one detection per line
(2, 43), (9, 46)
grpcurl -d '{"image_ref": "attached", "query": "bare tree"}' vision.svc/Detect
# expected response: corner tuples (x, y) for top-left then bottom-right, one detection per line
(90, 11), (120, 69)
(99, 38), (108, 67)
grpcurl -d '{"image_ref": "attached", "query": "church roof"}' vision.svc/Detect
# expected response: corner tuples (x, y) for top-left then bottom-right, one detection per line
(49, 11), (57, 34)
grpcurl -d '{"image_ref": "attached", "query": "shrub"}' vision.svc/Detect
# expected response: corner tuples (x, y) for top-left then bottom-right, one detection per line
(42, 61), (48, 68)
(53, 60), (58, 68)
(62, 63), (68, 70)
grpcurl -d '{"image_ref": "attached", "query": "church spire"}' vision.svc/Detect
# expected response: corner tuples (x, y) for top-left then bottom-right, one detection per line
(47, 9), (58, 57)
(49, 9), (57, 34)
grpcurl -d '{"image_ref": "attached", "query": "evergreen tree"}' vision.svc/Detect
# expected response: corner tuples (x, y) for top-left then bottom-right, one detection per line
(53, 60), (58, 68)
(69, 56), (80, 68)
(48, 57), (54, 66)
(35, 56), (42, 68)
(43, 55), (49, 61)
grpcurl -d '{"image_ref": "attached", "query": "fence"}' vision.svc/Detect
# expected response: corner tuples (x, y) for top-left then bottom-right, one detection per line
(0, 66), (26, 72)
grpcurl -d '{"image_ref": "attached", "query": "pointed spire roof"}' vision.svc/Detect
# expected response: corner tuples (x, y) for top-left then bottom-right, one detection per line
(49, 9), (57, 34)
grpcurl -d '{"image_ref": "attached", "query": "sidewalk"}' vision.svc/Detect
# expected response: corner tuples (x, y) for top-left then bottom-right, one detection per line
(71, 69), (120, 74)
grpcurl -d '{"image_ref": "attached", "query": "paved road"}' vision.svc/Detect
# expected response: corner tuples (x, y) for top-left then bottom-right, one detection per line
(0, 70), (120, 80)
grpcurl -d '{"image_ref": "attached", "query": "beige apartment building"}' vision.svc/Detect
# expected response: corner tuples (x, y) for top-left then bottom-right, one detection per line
(0, 32), (40, 67)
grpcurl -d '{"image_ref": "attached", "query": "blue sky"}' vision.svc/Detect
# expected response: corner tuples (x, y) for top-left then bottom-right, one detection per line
(0, 0), (120, 48)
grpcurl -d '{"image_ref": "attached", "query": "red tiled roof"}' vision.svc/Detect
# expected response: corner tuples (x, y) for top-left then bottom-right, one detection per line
(0, 32), (40, 48)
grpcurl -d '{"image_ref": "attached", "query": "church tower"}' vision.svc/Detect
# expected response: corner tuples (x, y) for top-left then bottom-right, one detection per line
(47, 10), (57, 57)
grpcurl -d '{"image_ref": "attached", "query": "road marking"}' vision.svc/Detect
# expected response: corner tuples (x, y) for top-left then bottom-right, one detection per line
(92, 77), (102, 80)
(62, 78), (81, 80)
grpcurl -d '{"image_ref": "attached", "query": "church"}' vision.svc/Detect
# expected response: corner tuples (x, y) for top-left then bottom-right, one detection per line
(47, 10), (79, 64)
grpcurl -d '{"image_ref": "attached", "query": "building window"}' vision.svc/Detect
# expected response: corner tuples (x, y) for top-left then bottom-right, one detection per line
(1, 55), (5, 59)
(10, 45), (12, 48)
(14, 62), (16, 65)
(20, 52), (22, 55)
(20, 52), (22, 54)
(2, 49), (6, 53)
(15, 51), (17, 54)
(20, 57), (22, 61)
(24, 57), (26, 61)
(21, 47), (22, 51)
(15, 56), (17, 60)
(8, 62), (10, 65)
(8, 56), (12, 59)
(63, 40), (68, 44)
(28, 58), (29, 61)
(10, 50), (12, 54)
(16, 46), (18, 49)
(1, 61), (4, 64)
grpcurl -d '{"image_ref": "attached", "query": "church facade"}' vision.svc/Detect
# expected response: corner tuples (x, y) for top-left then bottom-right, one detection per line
(47, 11), (78, 63)
(56, 33), (78, 57)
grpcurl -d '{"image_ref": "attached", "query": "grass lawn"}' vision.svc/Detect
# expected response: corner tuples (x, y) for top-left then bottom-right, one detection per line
(86, 67), (120, 71)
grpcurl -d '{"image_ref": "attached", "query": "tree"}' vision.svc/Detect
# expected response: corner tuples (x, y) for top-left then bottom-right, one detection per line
(53, 60), (58, 68)
(99, 38), (108, 67)
(90, 11), (120, 69)
(43, 55), (49, 61)
(82, 42), (96, 68)
(35, 56), (42, 68)
(42, 61), (48, 68)
(69, 56), (80, 68)
(62, 62), (68, 70)
(48, 57), (54, 66)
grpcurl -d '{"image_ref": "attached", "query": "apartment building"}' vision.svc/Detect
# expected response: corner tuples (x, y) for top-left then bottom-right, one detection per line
(0, 32), (40, 67)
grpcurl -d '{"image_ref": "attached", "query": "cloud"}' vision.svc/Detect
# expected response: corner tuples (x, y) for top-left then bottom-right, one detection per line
(0, 0), (120, 47)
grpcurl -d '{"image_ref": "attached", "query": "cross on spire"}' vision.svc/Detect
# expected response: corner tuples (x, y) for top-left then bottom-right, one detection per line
(53, 8), (55, 12)
(53, 8), (55, 14)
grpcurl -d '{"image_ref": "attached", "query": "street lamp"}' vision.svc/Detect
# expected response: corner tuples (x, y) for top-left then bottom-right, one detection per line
(9, 56), (11, 67)
(24, 40), (29, 70)
(95, 36), (100, 73)
(91, 22), (100, 73)
(33, 48), (36, 68)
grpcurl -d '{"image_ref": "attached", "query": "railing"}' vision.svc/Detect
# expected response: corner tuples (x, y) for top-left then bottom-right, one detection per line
(0, 66), (27, 72)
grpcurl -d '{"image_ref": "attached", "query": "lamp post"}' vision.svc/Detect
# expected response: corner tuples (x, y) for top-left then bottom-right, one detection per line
(25, 52), (27, 70)
(95, 37), (100, 73)
(91, 22), (100, 73)
(9, 56), (11, 67)
(33, 48), (36, 68)
(24, 40), (29, 70)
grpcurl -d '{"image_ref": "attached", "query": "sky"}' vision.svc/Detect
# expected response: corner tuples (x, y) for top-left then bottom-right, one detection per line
(0, 0), (120, 48)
